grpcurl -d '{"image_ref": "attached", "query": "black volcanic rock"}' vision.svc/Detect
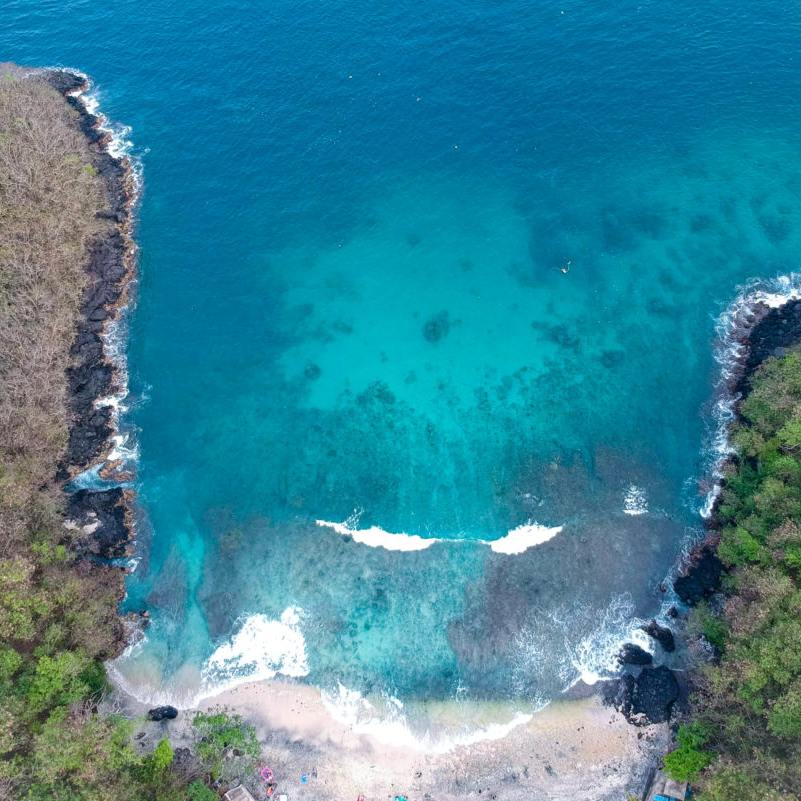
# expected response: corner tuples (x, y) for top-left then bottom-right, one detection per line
(617, 643), (653, 666)
(603, 673), (635, 718)
(641, 619), (676, 653)
(61, 232), (121, 472)
(604, 666), (680, 725)
(44, 69), (85, 95)
(66, 489), (129, 559)
(736, 298), (801, 396)
(42, 70), (134, 475)
(147, 706), (178, 722)
(674, 546), (724, 606)
(632, 666), (680, 724)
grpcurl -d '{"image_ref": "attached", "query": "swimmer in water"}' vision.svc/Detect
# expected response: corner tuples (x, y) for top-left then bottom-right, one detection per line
(560, 259), (571, 274)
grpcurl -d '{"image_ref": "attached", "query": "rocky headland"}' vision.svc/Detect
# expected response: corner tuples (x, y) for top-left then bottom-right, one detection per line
(601, 293), (801, 747)
(43, 67), (139, 564)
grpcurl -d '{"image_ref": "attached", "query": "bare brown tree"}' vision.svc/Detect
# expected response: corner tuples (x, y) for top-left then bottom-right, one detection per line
(0, 72), (103, 549)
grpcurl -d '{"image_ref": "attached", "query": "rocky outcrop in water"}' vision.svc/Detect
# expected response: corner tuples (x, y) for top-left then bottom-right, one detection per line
(674, 543), (723, 605)
(617, 643), (653, 666)
(604, 666), (680, 725)
(735, 297), (801, 396)
(65, 488), (132, 559)
(640, 620), (675, 653)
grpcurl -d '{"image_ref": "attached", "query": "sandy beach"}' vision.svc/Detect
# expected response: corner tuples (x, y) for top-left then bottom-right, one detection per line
(123, 679), (670, 801)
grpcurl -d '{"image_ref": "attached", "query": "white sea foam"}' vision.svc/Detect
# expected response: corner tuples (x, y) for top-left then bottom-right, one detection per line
(81, 93), (136, 163)
(623, 485), (648, 516)
(511, 593), (652, 692)
(321, 682), (536, 753)
(107, 432), (139, 464)
(567, 596), (651, 686)
(315, 517), (439, 551)
(108, 607), (310, 708)
(483, 521), (563, 553)
(316, 512), (562, 555)
(200, 608), (310, 694)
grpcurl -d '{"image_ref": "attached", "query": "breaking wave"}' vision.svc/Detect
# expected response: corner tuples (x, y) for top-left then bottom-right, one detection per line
(108, 607), (310, 708)
(487, 521), (563, 553)
(200, 607), (309, 693)
(320, 682), (538, 753)
(316, 511), (562, 554)
(511, 593), (652, 692)
(315, 515), (438, 550)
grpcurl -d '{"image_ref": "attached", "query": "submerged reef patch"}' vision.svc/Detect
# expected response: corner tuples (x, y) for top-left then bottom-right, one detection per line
(422, 310), (451, 343)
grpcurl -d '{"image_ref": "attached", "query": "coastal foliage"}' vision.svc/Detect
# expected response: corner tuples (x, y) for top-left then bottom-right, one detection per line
(666, 348), (801, 798)
(186, 781), (220, 801)
(662, 723), (713, 782)
(0, 70), (262, 801)
(192, 711), (261, 781)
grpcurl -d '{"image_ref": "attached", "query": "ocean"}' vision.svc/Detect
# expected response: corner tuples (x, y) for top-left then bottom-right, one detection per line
(5, 0), (801, 744)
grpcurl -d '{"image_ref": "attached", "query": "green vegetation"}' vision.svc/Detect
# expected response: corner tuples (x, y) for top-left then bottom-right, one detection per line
(187, 781), (220, 801)
(192, 712), (260, 782)
(0, 68), (261, 800)
(664, 349), (801, 799)
(150, 738), (176, 774)
(662, 723), (714, 782)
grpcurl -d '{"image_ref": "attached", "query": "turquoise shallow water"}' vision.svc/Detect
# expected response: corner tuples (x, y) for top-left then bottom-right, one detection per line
(6, 0), (801, 728)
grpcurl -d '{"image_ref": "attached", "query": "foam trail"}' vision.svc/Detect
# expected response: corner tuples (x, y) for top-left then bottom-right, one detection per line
(483, 522), (563, 554)
(623, 485), (648, 516)
(316, 512), (562, 554)
(108, 607), (310, 709)
(200, 608), (309, 691)
(316, 518), (439, 551)
(321, 682), (538, 754)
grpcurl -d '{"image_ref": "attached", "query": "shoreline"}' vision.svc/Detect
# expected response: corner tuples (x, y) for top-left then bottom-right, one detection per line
(43, 68), (141, 585)
(703, 275), (801, 518)
(47, 68), (138, 477)
(663, 283), (801, 796)
(120, 677), (670, 801)
(673, 276), (801, 594)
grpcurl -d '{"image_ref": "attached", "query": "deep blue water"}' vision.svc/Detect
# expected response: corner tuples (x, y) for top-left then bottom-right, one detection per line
(5, 0), (801, 732)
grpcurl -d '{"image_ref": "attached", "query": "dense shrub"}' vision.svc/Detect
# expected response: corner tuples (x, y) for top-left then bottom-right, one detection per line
(669, 347), (801, 798)
(193, 711), (261, 781)
(663, 723), (714, 781)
